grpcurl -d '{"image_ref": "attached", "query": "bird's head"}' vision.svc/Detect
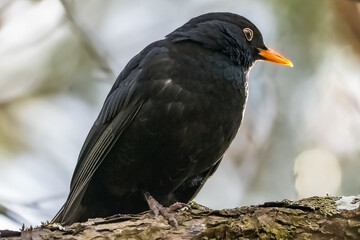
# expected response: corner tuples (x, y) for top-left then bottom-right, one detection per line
(167, 12), (292, 70)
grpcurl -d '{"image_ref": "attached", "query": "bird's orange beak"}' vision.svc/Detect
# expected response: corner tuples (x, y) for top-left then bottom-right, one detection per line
(258, 48), (293, 67)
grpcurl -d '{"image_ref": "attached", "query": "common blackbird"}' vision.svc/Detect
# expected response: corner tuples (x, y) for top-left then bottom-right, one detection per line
(53, 12), (292, 225)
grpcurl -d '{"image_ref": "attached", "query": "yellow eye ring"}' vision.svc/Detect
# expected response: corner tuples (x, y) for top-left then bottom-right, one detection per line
(243, 28), (253, 41)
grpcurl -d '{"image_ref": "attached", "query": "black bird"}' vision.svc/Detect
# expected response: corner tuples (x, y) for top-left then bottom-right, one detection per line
(53, 12), (292, 225)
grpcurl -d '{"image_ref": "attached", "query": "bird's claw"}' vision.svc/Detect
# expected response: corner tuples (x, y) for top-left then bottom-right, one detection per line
(144, 192), (181, 227)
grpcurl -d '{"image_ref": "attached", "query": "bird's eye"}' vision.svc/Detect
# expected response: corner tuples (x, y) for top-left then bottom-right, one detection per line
(243, 28), (253, 42)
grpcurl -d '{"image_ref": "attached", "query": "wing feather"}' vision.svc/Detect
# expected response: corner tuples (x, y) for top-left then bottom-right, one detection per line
(53, 102), (143, 223)
(52, 43), (170, 224)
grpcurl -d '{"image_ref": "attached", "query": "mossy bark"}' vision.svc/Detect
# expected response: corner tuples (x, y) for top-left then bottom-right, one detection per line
(1, 196), (359, 240)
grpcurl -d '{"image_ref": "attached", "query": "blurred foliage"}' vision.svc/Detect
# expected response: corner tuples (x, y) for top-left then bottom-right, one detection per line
(274, 0), (332, 76)
(0, 108), (27, 156)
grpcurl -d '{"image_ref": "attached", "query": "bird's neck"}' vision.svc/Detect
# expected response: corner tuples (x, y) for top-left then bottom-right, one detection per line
(226, 45), (255, 71)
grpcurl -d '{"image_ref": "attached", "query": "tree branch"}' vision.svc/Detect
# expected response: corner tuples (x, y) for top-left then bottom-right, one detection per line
(1, 196), (359, 240)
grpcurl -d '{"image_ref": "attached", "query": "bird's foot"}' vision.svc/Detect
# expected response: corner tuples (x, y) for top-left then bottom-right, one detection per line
(144, 192), (184, 227)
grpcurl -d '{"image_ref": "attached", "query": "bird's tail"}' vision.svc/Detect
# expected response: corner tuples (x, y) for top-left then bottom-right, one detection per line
(51, 204), (65, 223)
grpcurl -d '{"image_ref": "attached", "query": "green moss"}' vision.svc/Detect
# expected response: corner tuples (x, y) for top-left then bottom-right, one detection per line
(298, 196), (340, 216)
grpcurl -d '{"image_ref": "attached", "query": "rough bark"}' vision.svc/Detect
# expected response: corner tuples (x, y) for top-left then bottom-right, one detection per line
(1, 196), (359, 240)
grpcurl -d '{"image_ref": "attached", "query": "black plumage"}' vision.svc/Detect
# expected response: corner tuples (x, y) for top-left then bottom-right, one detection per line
(53, 12), (292, 225)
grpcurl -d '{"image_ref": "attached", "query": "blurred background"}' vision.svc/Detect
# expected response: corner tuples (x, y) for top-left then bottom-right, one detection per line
(1, 0), (359, 230)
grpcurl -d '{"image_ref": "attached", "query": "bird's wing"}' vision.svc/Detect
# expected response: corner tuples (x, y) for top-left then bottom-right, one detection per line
(52, 81), (144, 224)
(52, 43), (169, 223)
